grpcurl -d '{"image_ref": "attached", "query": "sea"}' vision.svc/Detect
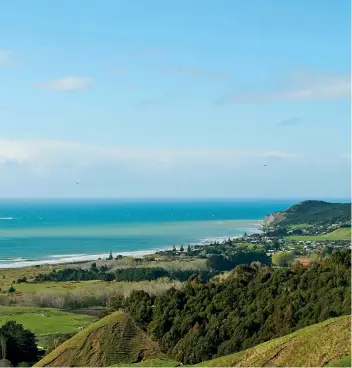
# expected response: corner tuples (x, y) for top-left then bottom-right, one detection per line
(0, 198), (327, 268)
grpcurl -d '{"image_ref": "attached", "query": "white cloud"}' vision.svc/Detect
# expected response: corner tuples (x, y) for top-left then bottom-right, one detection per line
(225, 71), (350, 103)
(0, 140), (298, 174)
(0, 50), (15, 67)
(37, 76), (91, 91)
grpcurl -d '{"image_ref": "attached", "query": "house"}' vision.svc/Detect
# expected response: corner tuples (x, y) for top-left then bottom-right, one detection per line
(295, 257), (311, 266)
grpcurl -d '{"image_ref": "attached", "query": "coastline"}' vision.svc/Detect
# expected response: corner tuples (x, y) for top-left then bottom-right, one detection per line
(0, 222), (262, 269)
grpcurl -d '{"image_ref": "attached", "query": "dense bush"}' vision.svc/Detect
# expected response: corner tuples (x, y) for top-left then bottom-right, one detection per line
(121, 249), (351, 364)
(207, 250), (270, 271)
(114, 267), (169, 281)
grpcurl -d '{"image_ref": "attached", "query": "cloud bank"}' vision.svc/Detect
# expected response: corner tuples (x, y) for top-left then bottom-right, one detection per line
(0, 140), (348, 198)
(0, 139), (298, 171)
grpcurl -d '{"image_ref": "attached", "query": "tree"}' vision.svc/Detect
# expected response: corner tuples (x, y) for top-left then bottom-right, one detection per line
(99, 265), (108, 273)
(103, 273), (115, 281)
(7, 286), (15, 294)
(0, 334), (6, 362)
(90, 262), (98, 272)
(310, 253), (320, 263)
(172, 245), (176, 253)
(322, 246), (333, 258)
(0, 321), (38, 366)
(272, 238), (280, 250)
(107, 250), (113, 260)
(187, 244), (192, 252)
(180, 245), (184, 252)
(107, 292), (125, 311)
(272, 252), (294, 267)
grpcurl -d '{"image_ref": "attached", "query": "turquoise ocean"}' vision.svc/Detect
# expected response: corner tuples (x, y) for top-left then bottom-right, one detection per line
(0, 198), (311, 268)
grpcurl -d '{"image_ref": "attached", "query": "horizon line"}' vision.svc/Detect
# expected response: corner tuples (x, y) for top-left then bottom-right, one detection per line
(0, 196), (350, 201)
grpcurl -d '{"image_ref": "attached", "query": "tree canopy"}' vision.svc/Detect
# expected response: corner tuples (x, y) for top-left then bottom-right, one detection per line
(272, 251), (295, 266)
(109, 249), (350, 365)
(0, 321), (38, 366)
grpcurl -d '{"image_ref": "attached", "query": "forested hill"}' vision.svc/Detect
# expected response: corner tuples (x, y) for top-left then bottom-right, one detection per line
(107, 249), (350, 365)
(263, 200), (351, 227)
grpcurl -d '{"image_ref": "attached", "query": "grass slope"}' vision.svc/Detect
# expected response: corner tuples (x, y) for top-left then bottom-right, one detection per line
(194, 315), (351, 367)
(266, 200), (351, 227)
(327, 356), (351, 367)
(288, 227), (351, 241)
(0, 306), (94, 335)
(34, 312), (164, 367)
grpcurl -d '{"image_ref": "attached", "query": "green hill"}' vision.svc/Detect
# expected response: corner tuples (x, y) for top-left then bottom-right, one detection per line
(194, 315), (351, 367)
(263, 200), (351, 227)
(34, 312), (164, 367)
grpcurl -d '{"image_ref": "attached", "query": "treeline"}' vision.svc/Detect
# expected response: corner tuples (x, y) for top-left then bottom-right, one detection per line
(34, 265), (215, 283)
(109, 249), (351, 365)
(206, 250), (270, 271)
(114, 268), (214, 282)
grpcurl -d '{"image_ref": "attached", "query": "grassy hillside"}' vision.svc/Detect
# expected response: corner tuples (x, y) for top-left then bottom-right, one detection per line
(264, 200), (351, 227)
(194, 315), (351, 367)
(34, 312), (164, 367)
(288, 227), (351, 241)
(327, 355), (351, 367)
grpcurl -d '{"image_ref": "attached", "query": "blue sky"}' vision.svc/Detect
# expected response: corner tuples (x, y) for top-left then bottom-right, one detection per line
(0, 0), (350, 198)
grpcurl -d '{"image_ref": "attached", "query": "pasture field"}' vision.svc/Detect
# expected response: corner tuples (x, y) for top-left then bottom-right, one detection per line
(0, 256), (205, 291)
(0, 264), (54, 290)
(287, 227), (351, 241)
(0, 306), (95, 335)
(3, 279), (182, 295)
(0, 279), (183, 310)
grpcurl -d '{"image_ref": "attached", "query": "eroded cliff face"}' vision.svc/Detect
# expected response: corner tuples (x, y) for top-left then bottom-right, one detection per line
(262, 211), (287, 227)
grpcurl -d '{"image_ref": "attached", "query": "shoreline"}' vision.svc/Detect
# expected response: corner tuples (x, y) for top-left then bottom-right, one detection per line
(0, 232), (263, 270)
(0, 218), (263, 269)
